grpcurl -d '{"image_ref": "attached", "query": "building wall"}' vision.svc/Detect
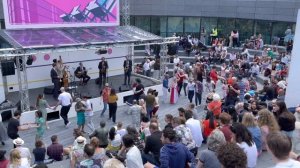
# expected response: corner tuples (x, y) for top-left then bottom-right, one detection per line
(130, 0), (300, 22)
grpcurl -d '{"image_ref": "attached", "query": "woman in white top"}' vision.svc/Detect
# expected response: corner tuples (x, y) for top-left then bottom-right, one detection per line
(186, 78), (195, 103)
(9, 149), (30, 168)
(231, 123), (257, 168)
(107, 127), (121, 152)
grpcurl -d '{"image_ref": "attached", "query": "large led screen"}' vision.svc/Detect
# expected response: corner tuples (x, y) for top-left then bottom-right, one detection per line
(2, 0), (119, 29)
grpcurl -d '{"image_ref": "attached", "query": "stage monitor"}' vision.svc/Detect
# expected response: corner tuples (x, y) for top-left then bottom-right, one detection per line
(2, 0), (120, 29)
(1, 60), (15, 76)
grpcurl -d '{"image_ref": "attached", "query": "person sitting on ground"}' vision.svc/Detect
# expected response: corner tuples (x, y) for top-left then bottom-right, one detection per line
(125, 126), (144, 152)
(187, 103), (199, 119)
(13, 138), (32, 164)
(202, 111), (218, 143)
(178, 107), (186, 118)
(47, 135), (64, 161)
(9, 149), (30, 168)
(121, 134), (144, 168)
(0, 150), (9, 168)
(219, 112), (234, 142)
(185, 110), (203, 148)
(198, 129), (226, 168)
(164, 114), (173, 129)
(90, 121), (109, 148)
(172, 117), (197, 156)
(103, 158), (125, 168)
(230, 123), (258, 168)
(267, 132), (300, 168)
(79, 144), (102, 168)
(32, 140), (46, 165)
(70, 136), (87, 168)
(144, 128), (196, 168)
(242, 112), (262, 154)
(142, 123), (163, 166)
(116, 122), (127, 138)
(207, 93), (222, 119)
(217, 142), (247, 168)
(90, 137), (107, 165)
(106, 127), (121, 152)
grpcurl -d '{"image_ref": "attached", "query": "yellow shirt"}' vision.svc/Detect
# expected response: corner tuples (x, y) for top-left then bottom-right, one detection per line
(108, 95), (118, 103)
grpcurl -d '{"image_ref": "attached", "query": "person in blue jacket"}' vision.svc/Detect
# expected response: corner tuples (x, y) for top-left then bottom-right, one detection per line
(144, 128), (196, 168)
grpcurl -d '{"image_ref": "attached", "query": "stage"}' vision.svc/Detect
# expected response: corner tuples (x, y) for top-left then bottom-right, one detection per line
(6, 74), (160, 108)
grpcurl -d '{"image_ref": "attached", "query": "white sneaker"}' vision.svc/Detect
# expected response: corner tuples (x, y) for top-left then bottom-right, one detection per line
(66, 122), (72, 128)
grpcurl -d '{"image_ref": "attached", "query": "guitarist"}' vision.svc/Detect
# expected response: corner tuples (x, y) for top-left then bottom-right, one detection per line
(123, 56), (132, 86)
(75, 62), (90, 85)
(98, 57), (108, 86)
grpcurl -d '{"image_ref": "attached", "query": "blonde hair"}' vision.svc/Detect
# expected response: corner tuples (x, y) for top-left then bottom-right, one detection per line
(103, 158), (125, 168)
(242, 112), (257, 127)
(10, 149), (21, 167)
(258, 109), (280, 132)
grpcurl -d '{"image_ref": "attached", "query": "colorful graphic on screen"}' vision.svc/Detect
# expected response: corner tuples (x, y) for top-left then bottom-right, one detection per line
(2, 0), (119, 29)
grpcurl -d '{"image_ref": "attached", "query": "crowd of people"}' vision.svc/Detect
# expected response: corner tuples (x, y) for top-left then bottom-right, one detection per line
(0, 27), (299, 168)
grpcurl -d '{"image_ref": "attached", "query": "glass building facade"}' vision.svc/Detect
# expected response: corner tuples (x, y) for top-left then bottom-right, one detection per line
(128, 16), (296, 45)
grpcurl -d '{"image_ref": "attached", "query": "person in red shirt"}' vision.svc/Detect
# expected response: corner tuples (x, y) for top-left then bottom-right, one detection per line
(176, 69), (186, 96)
(207, 94), (222, 119)
(210, 66), (218, 89)
(100, 83), (111, 117)
(0, 150), (9, 168)
(219, 112), (233, 142)
(202, 111), (218, 142)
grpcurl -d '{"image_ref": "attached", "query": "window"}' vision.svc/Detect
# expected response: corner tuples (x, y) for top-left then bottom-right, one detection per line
(160, 17), (167, 37)
(200, 17), (218, 44)
(217, 18), (235, 38)
(167, 17), (183, 37)
(135, 16), (150, 32)
(255, 20), (272, 44)
(184, 17), (200, 37)
(235, 19), (254, 42)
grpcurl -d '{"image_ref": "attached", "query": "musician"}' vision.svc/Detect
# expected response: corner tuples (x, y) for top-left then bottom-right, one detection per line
(75, 62), (90, 85)
(56, 57), (65, 87)
(50, 63), (60, 99)
(123, 56), (132, 85)
(98, 57), (108, 86)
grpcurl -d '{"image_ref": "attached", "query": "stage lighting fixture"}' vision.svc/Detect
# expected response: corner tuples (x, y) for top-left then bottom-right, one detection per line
(95, 49), (108, 55)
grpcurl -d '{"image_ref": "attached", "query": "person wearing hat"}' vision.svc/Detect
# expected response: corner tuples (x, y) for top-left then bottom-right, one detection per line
(75, 98), (86, 132)
(100, 83), (111, 117)
(71, 136), (87, 168)
(13, 137), (32, 164)
(54, 87), (73, 127)
(0, 150), (9, 168)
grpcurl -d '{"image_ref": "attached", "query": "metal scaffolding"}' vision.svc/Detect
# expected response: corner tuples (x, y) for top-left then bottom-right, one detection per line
(122, 0), (130, 26)
(15, 54), (30, 112)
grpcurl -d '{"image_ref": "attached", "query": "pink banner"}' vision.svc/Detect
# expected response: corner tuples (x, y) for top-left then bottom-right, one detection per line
(3, 0), (119, 29)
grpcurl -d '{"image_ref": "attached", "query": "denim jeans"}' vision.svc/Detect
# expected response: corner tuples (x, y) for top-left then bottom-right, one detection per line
(101, 102), (108, 116)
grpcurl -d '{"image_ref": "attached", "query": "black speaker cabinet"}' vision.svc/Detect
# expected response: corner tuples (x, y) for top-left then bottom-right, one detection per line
(1, 60), (15, 76)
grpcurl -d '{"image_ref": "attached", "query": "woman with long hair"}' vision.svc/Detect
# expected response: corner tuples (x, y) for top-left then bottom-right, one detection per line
(202, 111), (218, 142)
(9, 149), (30, 168)
(108, 89), (118, 123)
(106, 127), (121, 152)
(273, 101), (296, 139)
(242, 112), (262, 153)
(257, 109), (280, 151)
(30, 111), (46, 141)
(36, 94), (51, 129)
(230, 123), (257, 168)
(90, 137), (107, 166)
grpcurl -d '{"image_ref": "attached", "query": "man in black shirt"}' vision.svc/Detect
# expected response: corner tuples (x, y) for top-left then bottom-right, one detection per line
(142, 123), (163, 166)
(7, 111), (29, 147)
(123, 56), (132, 86)
(134, 78), (144, 101)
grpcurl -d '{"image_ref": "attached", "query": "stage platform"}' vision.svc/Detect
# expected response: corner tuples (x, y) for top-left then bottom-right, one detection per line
(6, 74), (160, 109)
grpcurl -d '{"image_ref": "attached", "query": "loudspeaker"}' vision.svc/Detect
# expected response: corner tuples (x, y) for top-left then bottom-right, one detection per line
(1, 60), (15, 76)
(119, 85), (130, 92)
(26, 56), (33, 65)
(95, 49), (108, 55)
(44, 86), (54, 94)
